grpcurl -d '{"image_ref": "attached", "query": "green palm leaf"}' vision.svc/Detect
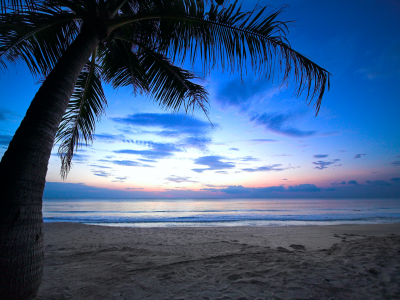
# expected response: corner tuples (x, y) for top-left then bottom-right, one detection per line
(55, 48), (107, 178)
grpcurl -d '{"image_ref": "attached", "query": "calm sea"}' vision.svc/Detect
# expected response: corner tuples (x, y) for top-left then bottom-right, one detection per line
(42, 198), (400, 227)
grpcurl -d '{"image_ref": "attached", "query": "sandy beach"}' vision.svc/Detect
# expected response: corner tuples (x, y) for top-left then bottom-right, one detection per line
(35, 223), (400, 299)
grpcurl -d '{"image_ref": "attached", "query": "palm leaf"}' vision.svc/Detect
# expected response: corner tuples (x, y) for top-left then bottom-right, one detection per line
(100, 38), (149, 93)
(103, 34), (209, 117)
(55, 48), (107, 178)
(1, 0), (36, 13)
(138, 45), (209, 116)
(109, 0), (330, 114)
(0, 4), (80, 78)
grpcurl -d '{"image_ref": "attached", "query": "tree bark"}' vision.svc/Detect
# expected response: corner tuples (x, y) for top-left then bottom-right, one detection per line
(0, 24), (103, 299)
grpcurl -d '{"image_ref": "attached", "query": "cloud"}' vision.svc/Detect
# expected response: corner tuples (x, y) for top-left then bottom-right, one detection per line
(52, 152), (89, 163)
(366, 180), (391, 186)
(250, 112), (317, 137)
(258, 186), (286, 192)
(138, 158), (157, 163)
(181, 136), (212, 151)
(229, 148), (239, 151)
(191, 156), (235, 173)
(95, 133), (125, 143)
(90, 164), (112, 169)
(354, 154), (366, 159)
(348, 180), (358, 185)
(115, 149), (173, 159)
(71, 154), (89, 162)
(312, 159), (340, 170)
(125, 140), (157, 147)
(43, 182), (154, 199)
(200, 188), (220, 192)
(92, 170), (111, 177)
(391, 160), (400, 166)
(215, 171), (229, 174)
(242, 164), (287, 172)
(313, 154), (328, 158)
(248, 139), (278, 143)
(331, 181), (346, 186)
(391, 177), (400, 183)
(0, 134), (12, 147)
(110, 160), (153, 167)
(114, 141), (182, 159)
(219, 185), (251, 194)
(43, 180), (400, 199)
(215, 77), (277, 111)
(112, 176), (128, 182)
(271, 153), (292, 157)
(202, 183), (230, 188)
(166, 176), (198, 184)
(0, 109), (13, 121)
(112, 113), (212, 137)
(319, 131), (341, 137)
(288, 184), (321, 192)
(240, 156), (260, 162)
(113, 113), (214, 151)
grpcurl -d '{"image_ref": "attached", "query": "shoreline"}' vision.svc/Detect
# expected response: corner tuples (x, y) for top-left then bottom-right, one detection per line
(36, 222), (400, 299)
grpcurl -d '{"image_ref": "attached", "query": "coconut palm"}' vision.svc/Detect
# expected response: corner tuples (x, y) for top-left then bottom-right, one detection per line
(0, 0), (330, 298)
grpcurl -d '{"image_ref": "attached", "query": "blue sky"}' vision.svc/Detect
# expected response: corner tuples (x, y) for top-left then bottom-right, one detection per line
(1, 0), (400, 198)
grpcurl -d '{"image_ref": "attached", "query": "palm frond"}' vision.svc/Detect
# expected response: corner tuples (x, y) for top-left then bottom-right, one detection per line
(0, 4), (80, 78)
(162, 0), (330, 113)
(110, 0), (330, 114)
(1, 0), (36, 13)
(102, 35), (209, 117)
(100, 38), (148, 93)
(55, 49), (106, 178)
(138, 45), (209, 116)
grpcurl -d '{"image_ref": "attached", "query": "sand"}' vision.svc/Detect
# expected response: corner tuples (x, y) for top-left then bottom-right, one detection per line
(35, 223), (400, 299)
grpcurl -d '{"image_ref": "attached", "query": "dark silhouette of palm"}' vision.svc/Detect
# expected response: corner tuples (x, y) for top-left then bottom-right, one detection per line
(0, 0), (330, 298)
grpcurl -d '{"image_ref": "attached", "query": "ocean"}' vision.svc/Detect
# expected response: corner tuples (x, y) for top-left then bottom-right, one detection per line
(42, 198), (400, 227)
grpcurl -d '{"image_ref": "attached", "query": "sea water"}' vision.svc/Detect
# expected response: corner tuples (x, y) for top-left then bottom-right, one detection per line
(42, 198), (400, 227)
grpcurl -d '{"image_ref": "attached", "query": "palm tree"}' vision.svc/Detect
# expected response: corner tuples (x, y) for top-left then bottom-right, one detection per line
(0, 0), (330, 298)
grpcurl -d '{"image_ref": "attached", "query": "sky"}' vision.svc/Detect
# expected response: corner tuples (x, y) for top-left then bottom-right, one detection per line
(1, 0), (400, 198)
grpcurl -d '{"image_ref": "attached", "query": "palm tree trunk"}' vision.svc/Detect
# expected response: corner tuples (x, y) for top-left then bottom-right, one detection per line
(0, 24), (103, 299)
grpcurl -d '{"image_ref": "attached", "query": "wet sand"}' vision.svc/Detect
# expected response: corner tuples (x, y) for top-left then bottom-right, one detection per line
(35, 223), (400, 299)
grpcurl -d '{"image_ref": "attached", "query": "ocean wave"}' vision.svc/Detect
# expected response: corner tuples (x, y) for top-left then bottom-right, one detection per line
(44, 215), (400, 224)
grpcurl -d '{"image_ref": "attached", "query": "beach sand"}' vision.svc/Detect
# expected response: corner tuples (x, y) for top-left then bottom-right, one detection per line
(35, 223), (400, 299)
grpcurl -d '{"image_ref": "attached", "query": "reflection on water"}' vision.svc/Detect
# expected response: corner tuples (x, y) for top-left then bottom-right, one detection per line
(43, 198), (400, 227)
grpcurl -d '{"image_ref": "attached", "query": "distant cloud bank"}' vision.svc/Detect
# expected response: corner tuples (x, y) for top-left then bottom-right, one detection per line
(44, 178), (400, 199)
